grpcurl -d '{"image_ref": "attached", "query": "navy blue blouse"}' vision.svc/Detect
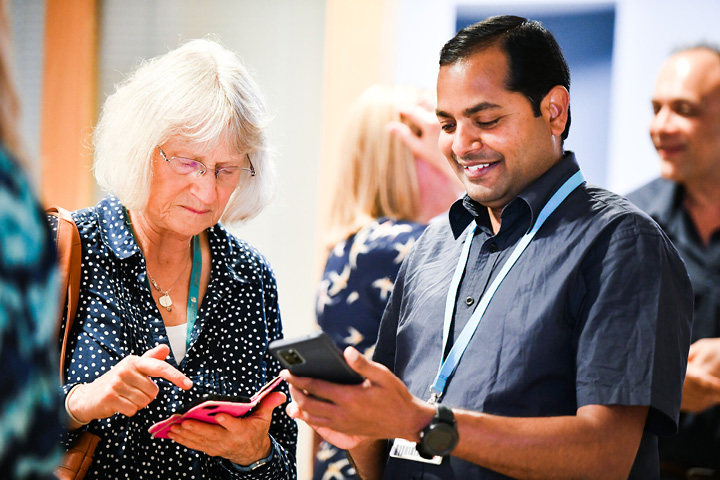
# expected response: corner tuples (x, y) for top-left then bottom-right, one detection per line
(52, 195), (297, 479)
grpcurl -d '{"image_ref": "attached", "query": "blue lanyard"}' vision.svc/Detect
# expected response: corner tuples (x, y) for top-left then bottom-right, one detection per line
(429, 170), (585, 403)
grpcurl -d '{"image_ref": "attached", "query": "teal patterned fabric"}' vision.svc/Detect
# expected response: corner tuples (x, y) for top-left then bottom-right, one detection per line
(0, 145), (63, 478)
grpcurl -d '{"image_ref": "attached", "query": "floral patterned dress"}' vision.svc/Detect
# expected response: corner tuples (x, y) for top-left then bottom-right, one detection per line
(313, 218), (426, 480)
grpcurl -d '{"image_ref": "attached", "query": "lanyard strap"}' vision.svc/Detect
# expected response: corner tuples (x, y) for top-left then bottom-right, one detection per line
(186, 234), (201, 350)
(430, 170), (585, 402)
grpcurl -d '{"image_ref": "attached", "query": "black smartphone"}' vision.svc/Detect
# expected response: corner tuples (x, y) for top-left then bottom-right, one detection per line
(269, 331), (364, 385)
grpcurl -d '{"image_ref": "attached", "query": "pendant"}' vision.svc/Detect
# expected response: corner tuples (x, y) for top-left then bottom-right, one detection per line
(159, 293), (173, 312)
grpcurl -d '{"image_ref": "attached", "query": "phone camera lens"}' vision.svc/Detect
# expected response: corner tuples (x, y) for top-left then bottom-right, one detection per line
(280, 349), (305, 366)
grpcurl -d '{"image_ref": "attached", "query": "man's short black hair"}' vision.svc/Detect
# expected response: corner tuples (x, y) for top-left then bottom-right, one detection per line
(440, 15), (572, 140)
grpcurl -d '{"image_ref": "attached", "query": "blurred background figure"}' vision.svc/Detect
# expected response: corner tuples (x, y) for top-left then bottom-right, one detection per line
(0, 0), (64, 477)
(627, 45), (720, 479)
(313, 84), (461, 480)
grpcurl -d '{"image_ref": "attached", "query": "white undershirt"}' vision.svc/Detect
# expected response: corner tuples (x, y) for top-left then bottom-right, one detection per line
(165, 323), (187, 362)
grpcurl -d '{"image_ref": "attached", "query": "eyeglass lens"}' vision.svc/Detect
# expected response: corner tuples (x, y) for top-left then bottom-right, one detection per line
(158, 147), (253, 187)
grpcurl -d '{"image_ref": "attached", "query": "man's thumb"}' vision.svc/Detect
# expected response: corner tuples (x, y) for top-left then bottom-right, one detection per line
(343, 346), (372, 376)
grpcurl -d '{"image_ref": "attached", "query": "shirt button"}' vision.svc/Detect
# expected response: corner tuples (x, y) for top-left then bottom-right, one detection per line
(488, 242), (498, 253)
(465, 296), (474, 306)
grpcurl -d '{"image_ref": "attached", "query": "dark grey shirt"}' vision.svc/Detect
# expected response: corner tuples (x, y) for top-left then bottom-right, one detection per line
(374, 153), (693, 480)
(629, 178), (720, 471)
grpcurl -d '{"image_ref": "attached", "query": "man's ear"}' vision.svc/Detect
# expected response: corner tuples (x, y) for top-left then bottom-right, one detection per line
(542, 86), (569, 136)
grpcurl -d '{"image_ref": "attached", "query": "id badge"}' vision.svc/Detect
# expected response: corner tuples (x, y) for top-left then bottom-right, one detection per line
(389, 438), (443, 465)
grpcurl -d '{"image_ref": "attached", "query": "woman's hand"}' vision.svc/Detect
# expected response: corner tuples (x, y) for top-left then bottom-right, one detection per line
(387, 103), (464, 223)
(167, 391), (287, 466)
(387, 104), (453, 179)
(67, 344), (193, 425)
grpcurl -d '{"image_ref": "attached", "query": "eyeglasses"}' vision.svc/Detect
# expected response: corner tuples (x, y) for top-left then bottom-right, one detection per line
(157, 146), (255, 188)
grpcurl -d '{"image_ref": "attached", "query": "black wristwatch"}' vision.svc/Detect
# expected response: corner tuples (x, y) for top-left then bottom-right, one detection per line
(417, 404), (459, 458)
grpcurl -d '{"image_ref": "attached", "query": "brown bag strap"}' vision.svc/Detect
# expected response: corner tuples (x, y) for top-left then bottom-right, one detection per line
(47, 205), (82, 381)
(48, 207), (101, 480)
(55, 431), (101, 479)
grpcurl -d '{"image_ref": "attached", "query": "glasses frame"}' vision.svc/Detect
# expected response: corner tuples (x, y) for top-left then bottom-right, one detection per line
(157, 146), (255, 186)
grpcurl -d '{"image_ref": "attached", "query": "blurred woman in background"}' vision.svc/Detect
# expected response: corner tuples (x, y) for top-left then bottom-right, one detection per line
(313, 84), (461, 480)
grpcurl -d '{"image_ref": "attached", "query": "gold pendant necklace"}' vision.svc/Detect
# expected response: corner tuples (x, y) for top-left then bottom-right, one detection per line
(145, 244), (192, 314)
(148, 274), (173, 312)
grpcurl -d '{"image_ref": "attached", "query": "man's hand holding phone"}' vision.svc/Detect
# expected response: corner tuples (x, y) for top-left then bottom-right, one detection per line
(278, 339), (434, 451)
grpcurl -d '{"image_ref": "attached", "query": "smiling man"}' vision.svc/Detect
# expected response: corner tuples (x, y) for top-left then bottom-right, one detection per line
(628, 46), (720, 479)
(284, 16), (693, 479)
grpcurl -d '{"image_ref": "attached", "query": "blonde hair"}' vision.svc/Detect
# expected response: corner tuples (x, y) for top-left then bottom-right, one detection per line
(0, 0), (24, 164)
(93, 38), (274, 224)
(326, 84), (425, 247)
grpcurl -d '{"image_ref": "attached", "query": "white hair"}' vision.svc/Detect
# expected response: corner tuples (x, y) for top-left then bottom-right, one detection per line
(93, 38), (275, 224)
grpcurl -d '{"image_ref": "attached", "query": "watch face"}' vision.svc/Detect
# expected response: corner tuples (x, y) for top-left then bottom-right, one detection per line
(424, 423), (458, 455)
(419, 404), (459, 458)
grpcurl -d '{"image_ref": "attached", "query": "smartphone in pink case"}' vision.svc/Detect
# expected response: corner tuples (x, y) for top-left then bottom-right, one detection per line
(148, 376), (283, 439)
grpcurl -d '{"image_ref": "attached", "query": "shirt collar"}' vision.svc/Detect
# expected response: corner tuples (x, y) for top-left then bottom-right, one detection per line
(449, 152), (582, 238)
(96, 195), (141, 259)
(207, 223), (262, 285)
(637, 178), (683, 228)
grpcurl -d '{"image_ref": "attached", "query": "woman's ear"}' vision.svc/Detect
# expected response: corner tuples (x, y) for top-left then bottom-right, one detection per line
(542, 86), (569, 137)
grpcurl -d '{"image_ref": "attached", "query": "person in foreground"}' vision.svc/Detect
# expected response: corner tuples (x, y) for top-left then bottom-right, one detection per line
(283, 15), (692, 480)
(0, 0), (64, 476)
(314, 84), (461, 480)
(51, 39), (297, 478)
(627, 45), (720, 479)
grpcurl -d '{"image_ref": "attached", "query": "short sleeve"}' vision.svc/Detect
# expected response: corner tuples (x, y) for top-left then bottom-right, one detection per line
(575, 217), (693, 436)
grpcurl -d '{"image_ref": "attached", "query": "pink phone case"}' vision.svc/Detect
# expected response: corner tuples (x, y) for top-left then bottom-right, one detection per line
(148, 376), (283, 439)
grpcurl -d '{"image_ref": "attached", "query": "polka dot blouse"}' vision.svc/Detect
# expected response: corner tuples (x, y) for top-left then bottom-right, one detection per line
(51, 195), (297, 479)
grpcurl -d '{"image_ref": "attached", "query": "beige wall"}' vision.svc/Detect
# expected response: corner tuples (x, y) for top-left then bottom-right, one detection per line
(317, 0), (398, 257)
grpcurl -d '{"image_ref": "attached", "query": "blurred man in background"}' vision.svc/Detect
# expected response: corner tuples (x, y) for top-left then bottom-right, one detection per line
(628, 45), (720, 479)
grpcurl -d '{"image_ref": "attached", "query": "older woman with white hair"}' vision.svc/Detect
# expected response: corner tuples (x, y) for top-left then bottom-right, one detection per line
(51, 38), (296, 479)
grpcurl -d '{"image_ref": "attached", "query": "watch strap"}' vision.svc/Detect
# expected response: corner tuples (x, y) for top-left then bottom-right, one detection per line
(231, 444), (274, 472)
(436, 404), (455, 425)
